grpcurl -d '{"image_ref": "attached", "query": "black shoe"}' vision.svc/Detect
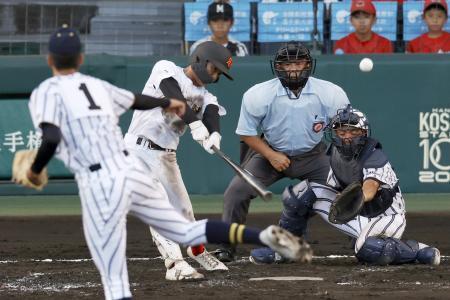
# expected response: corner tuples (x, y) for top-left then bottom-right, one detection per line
(214, 246), (235, 262)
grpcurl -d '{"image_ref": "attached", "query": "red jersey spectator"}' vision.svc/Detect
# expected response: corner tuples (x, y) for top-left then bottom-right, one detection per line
(407, 0), (450, 53)
(334, 0), (393, 54)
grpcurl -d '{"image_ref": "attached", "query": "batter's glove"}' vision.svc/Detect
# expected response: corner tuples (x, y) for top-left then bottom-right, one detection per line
(12, 149), (48, 191)
(328, 182), (364, 224)
(189, 120), (209, 145)
(203, 132), (221, 154)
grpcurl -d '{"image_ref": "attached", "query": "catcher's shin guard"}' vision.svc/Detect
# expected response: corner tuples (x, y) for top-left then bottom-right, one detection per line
(279, 180), (316, 236)
(356, 237), (421, 265)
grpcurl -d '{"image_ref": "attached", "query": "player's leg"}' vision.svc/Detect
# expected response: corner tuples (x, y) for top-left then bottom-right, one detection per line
(219, 153), (283, 261)
(126, 168), (312, 263)
(250, 179), (318, 264)
(128, 143), (227, 273)
(157, 151), (228, 271)
(355, 214), (440, 265)
(77, 171), (131, 300)
(248, 145), (329, 265)
(123, 140), (205, 279)
(249, 180), (360, 264)
(149, 228), (204, 281)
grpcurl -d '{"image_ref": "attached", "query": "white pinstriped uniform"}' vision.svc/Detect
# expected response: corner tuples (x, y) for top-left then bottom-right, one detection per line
(29, 72), (211, 300)
(310, 160), (406, 253)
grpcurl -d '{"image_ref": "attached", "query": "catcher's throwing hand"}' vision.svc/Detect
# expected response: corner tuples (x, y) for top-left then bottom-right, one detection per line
(328, 181), (364, 224)
(11, 149), (48, 191)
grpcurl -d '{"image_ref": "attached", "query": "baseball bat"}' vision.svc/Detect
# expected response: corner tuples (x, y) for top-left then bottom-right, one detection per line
(211, 145), (273, 201)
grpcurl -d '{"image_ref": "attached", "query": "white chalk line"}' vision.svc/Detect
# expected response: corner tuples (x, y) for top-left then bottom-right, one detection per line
(0, 255), (448, 264)
(249, 276), (324, 281)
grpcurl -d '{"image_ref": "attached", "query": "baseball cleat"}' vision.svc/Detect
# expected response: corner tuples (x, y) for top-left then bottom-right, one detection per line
(165, 260), (205, 281)
(188, 247), (229, 271)
(259, 225), (313, 263)
(214, 246), (236, 262)
(417, 247), (441, 266)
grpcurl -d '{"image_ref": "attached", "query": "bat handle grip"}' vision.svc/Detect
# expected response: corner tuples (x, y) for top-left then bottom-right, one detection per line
(211, 145), (221, 154)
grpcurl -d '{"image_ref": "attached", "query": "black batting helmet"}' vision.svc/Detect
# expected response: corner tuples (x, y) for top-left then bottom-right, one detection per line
(190, 41), (233, 85)
(271, 41), (315, 96)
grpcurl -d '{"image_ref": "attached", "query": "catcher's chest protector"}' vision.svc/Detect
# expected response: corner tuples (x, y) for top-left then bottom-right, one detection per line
(330, 138), (394, 218)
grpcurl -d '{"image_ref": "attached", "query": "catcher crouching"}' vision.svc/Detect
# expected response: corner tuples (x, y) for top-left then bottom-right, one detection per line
(250, 105), (441, 266)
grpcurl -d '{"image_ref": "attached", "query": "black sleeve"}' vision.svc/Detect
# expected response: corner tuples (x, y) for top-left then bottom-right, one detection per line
(159, 77), (199, 124)
(131, 94), (170, 110)
(30, 123), (62, 174)
(202, 104), (220, 134)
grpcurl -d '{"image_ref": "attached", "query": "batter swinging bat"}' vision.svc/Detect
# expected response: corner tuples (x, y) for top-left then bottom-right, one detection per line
(211, 146), (273, 201)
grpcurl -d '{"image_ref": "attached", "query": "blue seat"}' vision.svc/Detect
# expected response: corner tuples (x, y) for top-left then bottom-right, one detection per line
(257, 2), (324, 43)
(184, 2), (251, 43)
(195, 0), (258, 2)
(330, 1), (397, 41)
(403, 1), (450, 41)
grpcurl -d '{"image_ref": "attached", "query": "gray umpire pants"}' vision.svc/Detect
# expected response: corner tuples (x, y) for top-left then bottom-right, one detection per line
(222, 142), (330, 224)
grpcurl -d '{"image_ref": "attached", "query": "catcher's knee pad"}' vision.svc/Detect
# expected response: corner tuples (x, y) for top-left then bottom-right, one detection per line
(279, 180), (316, 236)
(356, 237), (418, 265)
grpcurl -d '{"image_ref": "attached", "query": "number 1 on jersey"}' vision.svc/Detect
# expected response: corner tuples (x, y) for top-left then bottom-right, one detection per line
(79, 83), (101, 110)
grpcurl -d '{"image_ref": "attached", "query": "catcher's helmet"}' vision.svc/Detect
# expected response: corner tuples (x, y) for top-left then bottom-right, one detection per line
(325, 105), (371, 159)
(271, 41), (315, 98)
(190, 41), (233, 85)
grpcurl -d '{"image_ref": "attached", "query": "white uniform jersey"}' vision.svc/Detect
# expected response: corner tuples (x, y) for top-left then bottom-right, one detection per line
(326, 161), (406, 216)
(190, 36), (249, 57)
(29, 72), (135, 174)
(127, 60), (226, 150)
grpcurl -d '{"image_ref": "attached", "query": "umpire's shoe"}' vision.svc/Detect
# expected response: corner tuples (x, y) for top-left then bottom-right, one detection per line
(214, 245), (236, 262)
(249, 247), (290, 265)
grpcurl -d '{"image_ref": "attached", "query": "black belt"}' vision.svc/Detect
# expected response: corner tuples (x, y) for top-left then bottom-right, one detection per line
(89, 150), (129, 172)
(136, 137), (176, 153)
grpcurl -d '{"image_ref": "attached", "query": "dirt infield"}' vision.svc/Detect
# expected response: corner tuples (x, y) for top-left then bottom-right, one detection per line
(0, 212), (449, 299)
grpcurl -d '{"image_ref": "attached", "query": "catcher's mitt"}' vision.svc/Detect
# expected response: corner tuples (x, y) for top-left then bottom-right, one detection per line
(11, 149), (48, 191)
(328, 182), (364, 224)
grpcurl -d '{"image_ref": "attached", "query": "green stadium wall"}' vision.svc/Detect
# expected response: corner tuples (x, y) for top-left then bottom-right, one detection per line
(0, 54), (449, 194)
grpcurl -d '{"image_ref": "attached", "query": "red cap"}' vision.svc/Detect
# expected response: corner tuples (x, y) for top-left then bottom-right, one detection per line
(351, 0), (376, 16)
(424, 0), (448, 14)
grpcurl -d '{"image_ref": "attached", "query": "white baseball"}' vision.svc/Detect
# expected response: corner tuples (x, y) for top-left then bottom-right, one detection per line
(359, 58), (373, 72)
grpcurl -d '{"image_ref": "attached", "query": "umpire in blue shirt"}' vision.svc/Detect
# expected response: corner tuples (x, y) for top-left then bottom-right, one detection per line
(215, 41), (350, 262)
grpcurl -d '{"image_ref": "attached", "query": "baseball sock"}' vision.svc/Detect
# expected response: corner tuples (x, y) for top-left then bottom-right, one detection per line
(190, 244), (205, 256)
(205, 220), (262, 245)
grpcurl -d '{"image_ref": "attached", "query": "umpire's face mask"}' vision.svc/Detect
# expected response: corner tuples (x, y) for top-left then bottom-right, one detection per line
(274, 60), (312, 98)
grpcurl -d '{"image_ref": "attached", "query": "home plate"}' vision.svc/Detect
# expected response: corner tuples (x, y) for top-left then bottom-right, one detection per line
(249, 276), (323, 281)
